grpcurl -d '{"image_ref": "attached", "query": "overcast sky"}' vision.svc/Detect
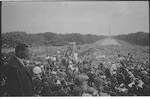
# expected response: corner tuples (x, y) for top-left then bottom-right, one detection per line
(2, 1), (149, 35)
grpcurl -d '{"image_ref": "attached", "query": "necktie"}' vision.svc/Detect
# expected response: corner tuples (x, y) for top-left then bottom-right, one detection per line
(23, 60), (27, 68)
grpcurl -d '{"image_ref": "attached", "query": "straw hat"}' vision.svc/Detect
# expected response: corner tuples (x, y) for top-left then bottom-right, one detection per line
(33, 66), (42, 74)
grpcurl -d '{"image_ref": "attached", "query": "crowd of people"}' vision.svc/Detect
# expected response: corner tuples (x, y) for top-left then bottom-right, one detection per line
(0, 44), (149, 96)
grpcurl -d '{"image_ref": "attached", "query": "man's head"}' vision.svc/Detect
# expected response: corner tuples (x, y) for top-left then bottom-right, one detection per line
(15, 43), (30, 59)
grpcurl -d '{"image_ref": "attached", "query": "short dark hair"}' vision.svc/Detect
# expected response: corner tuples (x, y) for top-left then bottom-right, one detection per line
(15, 43), (29, 54)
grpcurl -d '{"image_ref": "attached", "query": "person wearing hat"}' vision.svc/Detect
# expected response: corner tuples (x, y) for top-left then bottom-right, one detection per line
(32, 66), (44, 96)
(5, 43), (34, 96)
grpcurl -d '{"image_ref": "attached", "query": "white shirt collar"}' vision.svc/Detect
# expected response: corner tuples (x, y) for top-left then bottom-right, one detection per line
(15, 55), (25, 67)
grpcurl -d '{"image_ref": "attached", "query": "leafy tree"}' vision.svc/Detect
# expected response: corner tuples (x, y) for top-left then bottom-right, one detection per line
(114, 32), (149, 46)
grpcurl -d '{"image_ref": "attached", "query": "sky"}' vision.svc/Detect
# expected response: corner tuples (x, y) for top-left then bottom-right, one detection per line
(2, 1), (149, 35)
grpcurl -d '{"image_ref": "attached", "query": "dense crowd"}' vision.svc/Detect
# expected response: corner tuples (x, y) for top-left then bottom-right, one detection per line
(0, 45), (150, 96)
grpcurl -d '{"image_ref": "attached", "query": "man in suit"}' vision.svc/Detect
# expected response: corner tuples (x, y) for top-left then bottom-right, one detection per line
(5, 43), (34, 96)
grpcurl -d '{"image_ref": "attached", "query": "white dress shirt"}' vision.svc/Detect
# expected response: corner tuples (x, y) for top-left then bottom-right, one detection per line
(15, 55), (26, 67)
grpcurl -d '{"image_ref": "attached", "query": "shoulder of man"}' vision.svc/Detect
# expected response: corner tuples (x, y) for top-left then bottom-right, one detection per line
(6, 56), (23, 75)
(7, 55), (18, 67)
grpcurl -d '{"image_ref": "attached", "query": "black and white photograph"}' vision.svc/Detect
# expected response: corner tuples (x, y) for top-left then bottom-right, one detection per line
(0, 0), (149, 97)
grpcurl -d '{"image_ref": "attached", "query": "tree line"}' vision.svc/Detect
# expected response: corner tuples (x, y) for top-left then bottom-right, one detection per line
(114, 32), (149, 46)
(2, 31), (149, 48)
(2, 31), (106, 48)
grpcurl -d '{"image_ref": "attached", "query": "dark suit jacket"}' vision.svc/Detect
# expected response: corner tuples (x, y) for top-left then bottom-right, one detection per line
(5, 56), (34, 96)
